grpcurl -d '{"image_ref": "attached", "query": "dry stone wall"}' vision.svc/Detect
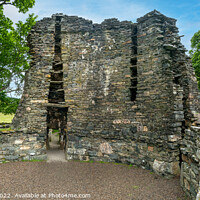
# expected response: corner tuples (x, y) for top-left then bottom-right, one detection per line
(12, 17), (55, 134)
(7, 10), (200, 199)
(0, 130), (46, 162)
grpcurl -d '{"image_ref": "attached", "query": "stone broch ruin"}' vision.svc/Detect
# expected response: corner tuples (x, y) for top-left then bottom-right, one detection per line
(0, 10), (200, 199)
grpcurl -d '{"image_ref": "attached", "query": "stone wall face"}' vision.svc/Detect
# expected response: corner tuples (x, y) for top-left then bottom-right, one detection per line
(134, 12), (182, 175)
(0, 130), (46, 162)
(64, 12), (183, 177)
(9, 10), (200, 199)
(12, 17), (55, 134)
(61, 16), (138, 164)
(181, 127), (200, 199)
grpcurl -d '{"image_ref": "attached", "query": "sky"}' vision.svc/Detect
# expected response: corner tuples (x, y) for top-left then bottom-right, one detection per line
(3, 0), (200, 51)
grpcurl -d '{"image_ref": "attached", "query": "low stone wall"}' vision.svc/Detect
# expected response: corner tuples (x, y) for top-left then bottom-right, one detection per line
(197, 184), (200, 200)
(66, 135), (180, 177)
(0, 130), (46, 162)
(0, 123), (11, 129)
(181, 126), (200, 199)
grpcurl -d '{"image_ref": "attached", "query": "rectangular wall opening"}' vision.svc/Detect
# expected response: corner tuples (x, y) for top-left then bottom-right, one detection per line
(46, 107), (68, 150)
(130, 25), (138, 102)
(46, 15), (68, 153)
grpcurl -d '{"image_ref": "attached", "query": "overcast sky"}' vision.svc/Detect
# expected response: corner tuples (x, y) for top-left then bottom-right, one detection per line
(4, 0), (200, 51)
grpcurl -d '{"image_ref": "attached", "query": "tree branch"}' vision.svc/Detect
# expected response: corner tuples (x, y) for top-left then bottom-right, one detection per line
(5, 88), (21, 93)
(0, 78), (12, 92)
(0, 1), (12, 6)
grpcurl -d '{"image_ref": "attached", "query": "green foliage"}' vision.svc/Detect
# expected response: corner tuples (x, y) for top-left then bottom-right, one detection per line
(12, 0), (35, 13)
(0, 0), (37, 94)
(0, 1), (35, 13)
(190, 30), (200, 89)
(0, 92), (19, 114)
(0, 0), (37, 114)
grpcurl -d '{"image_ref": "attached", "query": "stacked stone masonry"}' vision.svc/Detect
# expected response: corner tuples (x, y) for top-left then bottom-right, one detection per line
(2, 10), (199, 199)
(0, 129), (46, 161)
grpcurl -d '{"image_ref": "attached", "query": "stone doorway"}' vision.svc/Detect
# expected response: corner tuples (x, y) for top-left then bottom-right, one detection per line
(46, 106), (68, 153)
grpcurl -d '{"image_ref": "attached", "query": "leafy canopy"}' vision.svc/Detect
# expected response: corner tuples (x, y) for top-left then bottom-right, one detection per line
(0, 0), (37, 114)
(190, 30), (200, 89)
(0, 0), (35, 13)
(0, 91), (19, 114)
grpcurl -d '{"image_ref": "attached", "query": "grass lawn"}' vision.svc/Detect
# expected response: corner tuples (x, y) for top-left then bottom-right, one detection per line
(0, 113), (14, 123)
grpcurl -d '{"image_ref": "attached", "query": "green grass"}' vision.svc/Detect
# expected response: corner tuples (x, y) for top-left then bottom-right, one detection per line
(74, 160), (94, 163)
(0, 128), (12, 132)
(72, 160), (136, 169)
(0, 113), (14, 123)
(0, 159), (45, 164)
(52, 129), (59, 134)
(132, 185), (139, 189)
(21, 159), (45, 162)
(113, 162), (134, 168)
(97, 161), (110, 164)
(0, 161), (9, 164)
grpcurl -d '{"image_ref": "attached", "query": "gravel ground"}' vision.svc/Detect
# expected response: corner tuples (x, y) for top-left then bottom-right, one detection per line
(0, 160), (189, 200)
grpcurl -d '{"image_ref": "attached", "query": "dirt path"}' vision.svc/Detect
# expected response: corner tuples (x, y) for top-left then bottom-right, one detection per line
(0, 160), (188, 200)
(47, 132), (66, 163)
(47, 149), (67, 163)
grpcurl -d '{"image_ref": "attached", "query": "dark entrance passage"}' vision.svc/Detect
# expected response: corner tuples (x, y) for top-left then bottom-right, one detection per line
(46, 106), (68, 151)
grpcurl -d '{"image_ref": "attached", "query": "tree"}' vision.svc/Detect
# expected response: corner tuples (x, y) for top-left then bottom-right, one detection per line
(0, 0), (37, 114)
(190, 30), (200, 89)
(0, 91), (19, 114)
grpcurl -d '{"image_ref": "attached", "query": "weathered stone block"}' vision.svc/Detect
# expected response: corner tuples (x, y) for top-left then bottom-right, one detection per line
(20, 146), (31, 150)
(0, 151), (6, 155)
(148, 146), (154, 152)
(99, 143), (113, 154)
(14, 139), (24, 144)
(153, 159), (180, 177)
(29, 137), (37, 142)
(5, 155), (19, 160)
(196, 183), (200, 200)
(0, 155), (5, 159)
